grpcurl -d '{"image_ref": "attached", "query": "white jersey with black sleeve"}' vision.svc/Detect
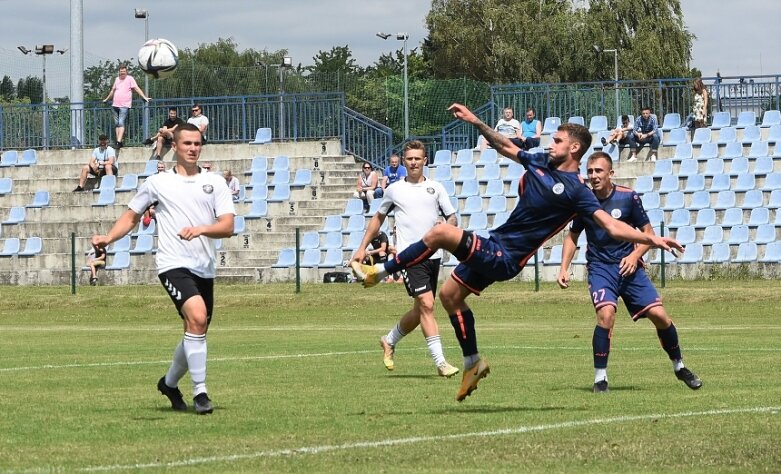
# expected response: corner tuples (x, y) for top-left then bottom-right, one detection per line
(378, 177), (456, 260)
(128, 167), (236, 278)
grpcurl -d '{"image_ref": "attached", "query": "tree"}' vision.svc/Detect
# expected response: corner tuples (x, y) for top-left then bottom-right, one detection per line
(16, 76), (43, 104)
(425, 0), (693, 83)
(0, 75), (15, 100)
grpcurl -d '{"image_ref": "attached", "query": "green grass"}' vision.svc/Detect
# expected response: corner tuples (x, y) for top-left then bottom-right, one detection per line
(1, 280), (779, 472)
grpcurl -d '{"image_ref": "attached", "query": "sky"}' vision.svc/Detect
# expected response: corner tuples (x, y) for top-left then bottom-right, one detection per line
(1, 0), (779, 97)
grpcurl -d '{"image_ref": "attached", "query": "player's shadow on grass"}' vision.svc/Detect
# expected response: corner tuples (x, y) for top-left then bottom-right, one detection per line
(572, 385), (642, 393)
(440, 405), (570, 414)
(386, 374), (439, 380)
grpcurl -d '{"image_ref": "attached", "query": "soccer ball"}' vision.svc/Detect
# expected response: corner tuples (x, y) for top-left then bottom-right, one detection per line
(137, 38), (179, 79)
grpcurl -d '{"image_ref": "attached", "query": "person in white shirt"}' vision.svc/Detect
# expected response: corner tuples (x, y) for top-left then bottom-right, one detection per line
(73, 134), (117, 192)
(223, 169), (241, 201)
(479, 107), (521, 150)
(351, 140), (460, 378)
(187, 104), (209, 144)
(91, 124), (235, 415)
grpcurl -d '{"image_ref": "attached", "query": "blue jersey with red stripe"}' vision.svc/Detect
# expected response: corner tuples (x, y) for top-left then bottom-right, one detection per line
(490, 150), (602, 264)
(571, 185), (650, 264)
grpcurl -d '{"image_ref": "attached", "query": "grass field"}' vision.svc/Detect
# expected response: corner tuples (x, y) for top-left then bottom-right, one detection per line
(1, 280), (779, 472)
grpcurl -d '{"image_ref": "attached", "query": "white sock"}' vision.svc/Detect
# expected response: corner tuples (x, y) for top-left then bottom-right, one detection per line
(373, 263), (389, 280)
(464, 353), (480, 370)
(595, 368), (608, 384)
(672, 359), (685, 372)
(164, 340), (188, 388)
(183, 332), (208, 397)
(385, 324), (406, 347)
(425, 335), (446, 367)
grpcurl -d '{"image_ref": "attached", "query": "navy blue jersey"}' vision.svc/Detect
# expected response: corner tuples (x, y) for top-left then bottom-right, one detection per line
(490, 150), (602, 265)
(571, 185), (650, 264)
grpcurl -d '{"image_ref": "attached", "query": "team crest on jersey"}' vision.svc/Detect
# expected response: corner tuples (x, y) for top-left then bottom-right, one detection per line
(426, 187), (435, 194)
(202, 184), (214, 194)
(611, 208), (622, 218)
(552, 183), (565, 195)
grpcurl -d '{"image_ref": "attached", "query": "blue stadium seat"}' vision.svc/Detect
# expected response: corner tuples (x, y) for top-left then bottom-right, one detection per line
(641, 192), (660, 210)
(131, 218), (156, 237)
(572, 246), (588, 265)
(650, 249), (677, 265)
(457, 179), (479, 198)
(673, 144), (694, 162)
(139, 159), (159, 177)
(321, 248), (343, 268)
(270, 170), (289, 186)
(300, 248), (321, 268)
(449, 196), (459, 213)
(455, 164), (477, 182)
(588, 115), (608, 133)
(705, 243), (730, 263)
(479, 163), (501, 182)
(249, 184), (268, 201)
(461, 196), (483, 215)
(491, 211), (510, 229)
(733, 242), (758, 263)
(748, 207), (770, 226)
(663, 127), (687, 146)
(684, 174), (705, 193)
(465, 212), (488, 231)
(733, 173), (756, 192)
(545, 245), (563, 265)
(433, 165), (452, 182)
(635, 176), (654, 194)
(93, 175), (116, 192)
(342, 199), (364, 216)
(506, 178), (520, 198)
(455, 149), (474, 165)
(92, 188), (116, 206)
(504, 162), (525, 182)
(232, 216), (246, 234)
(477, 148), (498, 165)
(105, 251), (130, 270)
(677, 159), (698, 177)
(753, 157), (774, 176)
(129, 234), (155, 254)
(759, 241), (781, 262)
(703, 159), (724, 177)
(602, 143), (619, 162)
(272, 248), (296, 268)
(3, 206), (25, 225)
(27, 190), (50, 208)
(299, 231), (320, 250)
(740, 189), (764, 210)
(646, 208), (664, 226)
(18, 237), (43, 257)
(741, 125), (761, 144)
(568, 116), (585, 126)
(723, 142), (744, 159)
(248, 156), (268, 174)
(593, 131), (612, 149)
(541, 117), (561, 135)
(674, 225), (696, 245)
(0, 150), (18, 167)
(768, 189), (781, 208)
(291, 169), (312, 187)
(691, 127), (711, 146)
(747, 141), (769, 159)
(661, 113), (682, 131)
(767, 125), (781, 144)
(689, 190), (710, 210)
(321, 215), (342, 233)
(344, 215), (366, 233)
(271, 155), (289, 172)
(677, 243), (704, 264)
(693, 209), (716, 228)
(721, 207), (744, 227)
(0, 177), (11, 195)
(728, 158), (749, 176)
(107, 235), (131, 254)
(249, 127), (272, 144)
(321, 231), (343, 250)
(710, 111), (731, 130)
(484, 179), (504, 197)
(248, 171), (267, 188)
(716, 127), (737, 144)
(433, 150), (452, 166)
(662, 191), (684, 211)
(440, 180), (456, 196)
(343, 231), (363, 251)
(667, 209), (690, 228)
(486, 196), (507, 214)
(18, 149), (37, 166)
(115, 173), (138, 192)
(652, 159), (673, 177)
(658, 175), (679, 193)
(268, 184), (290, 202)
(701, 225), (724, 245)
(366, 198), (382, 215)
(709, 173), (731, 191)
(761, 110), (781, 128)
(697, 142), (719, 160)
(727, 224), (750, 244)
(736, 111), (756, 128)
(762, 173), (781, 191)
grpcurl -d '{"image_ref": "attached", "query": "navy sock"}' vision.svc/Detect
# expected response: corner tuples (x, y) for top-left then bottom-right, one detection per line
(657, 323), (682, 361)
(449, 309), (478, 356)
(384, 240), (432, 274)
(593, 325), (611, 369)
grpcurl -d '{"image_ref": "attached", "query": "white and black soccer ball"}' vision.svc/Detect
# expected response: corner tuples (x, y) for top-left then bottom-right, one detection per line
(137, 38), (179, 79)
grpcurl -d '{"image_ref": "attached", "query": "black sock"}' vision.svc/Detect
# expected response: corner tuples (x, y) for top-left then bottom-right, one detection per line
(384, 240), (432, 274)
(593, 325), (610, 369)
(657, 323), (682, 361)
(449, 308), (478, 356)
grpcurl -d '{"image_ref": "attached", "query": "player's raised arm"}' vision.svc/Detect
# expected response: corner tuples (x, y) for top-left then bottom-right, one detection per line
(592, 209), (683, 253)
(448, 103), (523, 163)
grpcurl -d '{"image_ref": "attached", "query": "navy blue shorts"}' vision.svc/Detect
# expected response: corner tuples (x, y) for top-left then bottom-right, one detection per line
(587, 261), (661, 320)
(451, 233), (522, 295)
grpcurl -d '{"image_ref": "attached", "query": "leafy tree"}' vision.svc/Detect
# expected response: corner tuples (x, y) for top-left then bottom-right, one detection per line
(0, 75), (15, 100)
(16, 76), (43, 104)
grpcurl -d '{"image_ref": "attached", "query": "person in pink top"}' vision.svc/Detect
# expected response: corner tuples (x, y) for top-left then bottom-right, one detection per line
(102, 65), (151, 149)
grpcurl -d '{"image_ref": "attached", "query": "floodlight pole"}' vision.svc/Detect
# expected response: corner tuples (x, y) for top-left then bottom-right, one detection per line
(279, 56), (292, 140)
(595, 45), (620, 124)
(135, 8), (150, 139)
(377, 32), (410, 139)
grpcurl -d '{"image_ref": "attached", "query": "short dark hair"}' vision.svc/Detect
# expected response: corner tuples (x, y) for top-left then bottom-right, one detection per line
(587, 151), (613, 169)
(168, 107), (177, 112)
(98, 134), (109, 141)
(621, 114), (629, 123)
(191, 104), (202, 110)
(641, 106), (652, 112)
(173, 123), (201, 141)
(526, 107), (536, 114)
(557, 123), (592, 159)
(402, 139), (426, 157)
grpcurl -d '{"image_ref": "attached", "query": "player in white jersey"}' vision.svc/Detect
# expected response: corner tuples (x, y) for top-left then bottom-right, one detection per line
(91, 124), (235, 415)
(351, 140), (460, 377)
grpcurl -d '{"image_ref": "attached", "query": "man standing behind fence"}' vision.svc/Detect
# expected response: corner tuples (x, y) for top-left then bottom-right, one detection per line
(102, 65), (151, 149)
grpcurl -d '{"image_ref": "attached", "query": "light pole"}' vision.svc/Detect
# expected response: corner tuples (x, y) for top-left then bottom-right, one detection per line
(279, 56), (292, 139)
(135, 8), (150, 139)
(594, 45), (619, 126)
(18, 45), (65, 149)
(377, 32), (409, 139)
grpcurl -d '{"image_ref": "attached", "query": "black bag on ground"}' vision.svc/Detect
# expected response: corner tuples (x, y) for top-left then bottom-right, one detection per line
(323, 272), (350, 283)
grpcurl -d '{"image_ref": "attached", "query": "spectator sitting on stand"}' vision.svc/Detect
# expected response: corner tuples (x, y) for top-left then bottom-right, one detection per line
(223, 170), (241, 201)
(144, 107), (186, 160)
(601, 115), (632, 147)
(627, 107), (660, 162)
(354, 163), (379, 213)
(187, 104), (209, 145)
(73, 134), (117, 192)
(377, 154), (407, 200)
(86, 245), (106, 286)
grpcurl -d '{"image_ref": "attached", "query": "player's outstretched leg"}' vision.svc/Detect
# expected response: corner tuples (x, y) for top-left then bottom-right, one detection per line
(379, 335), (395, 371)
(655, 320), (702, 390)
